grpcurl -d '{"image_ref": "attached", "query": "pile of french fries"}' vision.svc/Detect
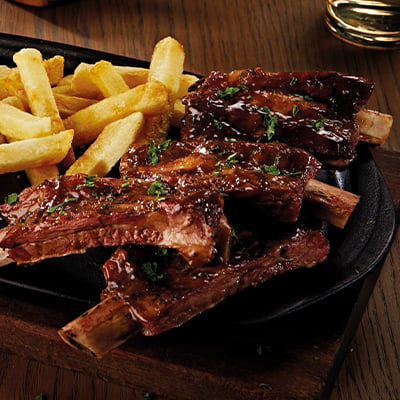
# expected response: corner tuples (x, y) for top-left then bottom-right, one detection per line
(0, 37), (198, 185)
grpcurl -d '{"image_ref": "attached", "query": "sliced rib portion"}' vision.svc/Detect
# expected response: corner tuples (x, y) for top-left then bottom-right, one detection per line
(59, 223), (330, 357)
(120, 140), (359, 227)
(120, 140), (321, 223)
(0, 174), (230, 266)
(181, 68), (374, 166)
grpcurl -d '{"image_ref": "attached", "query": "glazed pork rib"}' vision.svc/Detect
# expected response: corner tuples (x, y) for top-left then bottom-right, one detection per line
(59, 223), (330, 357)
(181, 68), (376, 167)
(120, 140), (359, 227)
(0, 174), (230, 266)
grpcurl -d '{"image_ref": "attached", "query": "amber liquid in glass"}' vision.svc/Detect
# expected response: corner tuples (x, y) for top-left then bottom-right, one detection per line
(326, 0), (400, 49)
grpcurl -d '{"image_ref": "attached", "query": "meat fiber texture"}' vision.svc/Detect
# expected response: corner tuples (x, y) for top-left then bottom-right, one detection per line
(181, 68), (374, 166)
(0, 174), (230, 267)
(101, 224), (330, 336)
(120, 140), (321, 223)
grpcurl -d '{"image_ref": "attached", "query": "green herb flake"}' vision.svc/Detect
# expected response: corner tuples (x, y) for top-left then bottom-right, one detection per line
(292, 105), (300, 116)
(304, 95), (313, 101)
(155, 247), (168, 257)
(213, 119), (223, 131)
(121, 182), (130, 188)
(260, 156), (281, 175)
(314, 117), (327, 130)
(264, 114), (278, 140)
(285, 171), (302, 177)
(147, 177), (169, 201)
(226, 152), (239, 164)
(217, 86), (241, 98)
(141, 261), (166, 282)
(260, 383), (273, 390)
(290, 76), (298, 86)
(5, 192), (18, 205)
(76, 174), (99, 189)
(148, 139), (171, 164)
(260, 106), (278, 140)
(46, 197), (78, 214)
(101, 203), (110, 210)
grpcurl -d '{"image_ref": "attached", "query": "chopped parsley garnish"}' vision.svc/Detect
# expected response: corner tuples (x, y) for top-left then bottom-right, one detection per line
(141, 261), (166, 282)
(217, 86), (241, 98)
(314, 117), (327, 130)
(76, 174), (99, 189)
(148, 139), (171, 164)
(260, 158), (281, 175)
(155, 247), (169, 257)
(304, 95), (313, 101)
(286, 171), (303, 176)
(147, 177), (169, 201)
(5, 192), (18, 205)
(260, 383), (273, 390)
(46, 197), (78, 213)
(213, 152), (239, 175)
(261, 106), (278, 140)
(265, 115), (278, 140)
(290, 76), (298, 86)
(292, 105), (300, 116)
(214, 119), (223, 130)
(260, 156), (302, 177)
(226, 152), (239, 164)
(121, 182), (130, 188)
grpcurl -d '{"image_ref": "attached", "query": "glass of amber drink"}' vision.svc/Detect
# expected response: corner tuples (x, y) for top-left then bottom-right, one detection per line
(325, 0), (400, 49)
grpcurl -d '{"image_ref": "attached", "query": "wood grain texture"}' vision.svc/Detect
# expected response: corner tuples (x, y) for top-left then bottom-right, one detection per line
(0, 0), (399, 399)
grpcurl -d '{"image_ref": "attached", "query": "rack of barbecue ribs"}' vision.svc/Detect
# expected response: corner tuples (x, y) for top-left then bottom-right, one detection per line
(0, 68), (393, 357)
(181, 68), (392, 167)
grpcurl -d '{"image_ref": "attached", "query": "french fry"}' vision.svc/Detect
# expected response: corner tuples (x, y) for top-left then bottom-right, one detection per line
(89, 60), (130, 97)
(1, 96), (26, 110)
(0, 130), (73, 175)
(0, 55), (64, 102)
(0, 72), (26, 103)
(66, 112), (144, 177)
(177, 74), (199, 98)
(171, 74), (199, 128)
(43, 55), (65, 86)
(0, 101), (52, 141)
(148, 36), (185, 100)
(137, 36), (185, 144)
(115, 66), (149, 88)
(25, 164), (60, 186)
(0, 65), (10, 76)
(13, 48), (65, 133)
(65, 81), (169, 147)
(70, 63), (103, 99)
(54, 93), (97, 118)
(171, 99), (186, 128)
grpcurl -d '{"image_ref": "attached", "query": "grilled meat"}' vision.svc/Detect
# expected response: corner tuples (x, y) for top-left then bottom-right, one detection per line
(120, 140), (321, 223)
(103, 224), (330, 337)
(0, 174), (230, 266)
(181, 68), (374, 166)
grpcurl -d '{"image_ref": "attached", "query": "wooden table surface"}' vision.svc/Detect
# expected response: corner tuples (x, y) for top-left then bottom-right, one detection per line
(0, 1), (399, 399)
